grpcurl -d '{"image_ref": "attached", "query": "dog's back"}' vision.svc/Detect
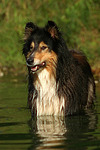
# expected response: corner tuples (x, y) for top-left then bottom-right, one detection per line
(23, 21), (96, 116)
(70, 50), (95, 108)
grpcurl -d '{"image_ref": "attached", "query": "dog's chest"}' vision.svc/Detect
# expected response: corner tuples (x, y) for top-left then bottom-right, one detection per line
(33, 69), (65, 116)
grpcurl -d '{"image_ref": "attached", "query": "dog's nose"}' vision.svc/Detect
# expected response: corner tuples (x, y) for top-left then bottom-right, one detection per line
(26, 57), (33, 66)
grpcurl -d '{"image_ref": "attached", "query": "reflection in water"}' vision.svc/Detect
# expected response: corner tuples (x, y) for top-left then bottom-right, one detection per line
(29, 116), (67, 150)
(29, 111), (98, 150)
(36, 116), (67, 149)
(0, 76), (100, 150)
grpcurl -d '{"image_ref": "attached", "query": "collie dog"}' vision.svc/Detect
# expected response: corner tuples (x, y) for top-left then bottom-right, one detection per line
(23, 21), (95, 116)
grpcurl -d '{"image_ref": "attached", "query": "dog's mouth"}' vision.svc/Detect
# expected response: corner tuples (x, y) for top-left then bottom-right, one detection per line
(27, 62), (46, 73)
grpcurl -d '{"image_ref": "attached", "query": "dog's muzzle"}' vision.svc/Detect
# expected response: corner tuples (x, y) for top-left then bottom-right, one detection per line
(26, 58), (46, 73)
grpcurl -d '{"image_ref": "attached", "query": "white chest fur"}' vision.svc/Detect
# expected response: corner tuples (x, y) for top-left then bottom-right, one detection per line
(33, 69), (65, 116)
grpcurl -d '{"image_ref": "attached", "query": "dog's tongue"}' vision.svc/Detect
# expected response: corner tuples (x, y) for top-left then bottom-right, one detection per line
(31, 65), (39, 72)
(31, 62), (45, 72)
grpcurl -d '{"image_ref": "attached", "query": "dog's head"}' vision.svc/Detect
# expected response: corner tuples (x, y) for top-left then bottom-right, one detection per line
(23, 21), (61, 74)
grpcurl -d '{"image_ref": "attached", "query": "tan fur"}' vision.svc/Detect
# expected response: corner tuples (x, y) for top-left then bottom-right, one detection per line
(71, 50), (87, 65)
(39, 41), (48, 50)
(26, 42), (35, 58)
(48, 27), (58, 39)
(34, 44), (57, 78)
(30, 42), (35, 49)
(31, 41), (65, 116)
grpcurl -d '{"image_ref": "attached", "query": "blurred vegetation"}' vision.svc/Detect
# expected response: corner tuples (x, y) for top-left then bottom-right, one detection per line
(0, 0), (100, 74)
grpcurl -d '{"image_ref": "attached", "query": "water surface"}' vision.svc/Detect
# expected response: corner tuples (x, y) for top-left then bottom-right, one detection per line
(0, 75), (100, 150)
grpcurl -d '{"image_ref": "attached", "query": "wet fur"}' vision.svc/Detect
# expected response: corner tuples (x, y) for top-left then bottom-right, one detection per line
(23, 21), (96, 116)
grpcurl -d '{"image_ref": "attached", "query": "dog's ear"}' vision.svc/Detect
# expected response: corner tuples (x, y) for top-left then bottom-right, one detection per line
(24, 22), (36, 40)
(45, 21), (59, 39)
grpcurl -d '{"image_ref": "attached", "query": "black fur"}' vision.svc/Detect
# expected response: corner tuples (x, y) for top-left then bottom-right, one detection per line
(23, 21), (96, 116)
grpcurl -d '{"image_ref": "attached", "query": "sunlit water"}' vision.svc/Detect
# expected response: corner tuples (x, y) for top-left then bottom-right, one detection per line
(0, 75), (100, 150)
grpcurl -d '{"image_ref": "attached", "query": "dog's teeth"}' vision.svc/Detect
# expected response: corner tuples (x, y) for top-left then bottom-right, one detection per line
(34, 66), (38, 71)
(36, 66), (38, 70)
(31, 63), (45, 73)
(31, 66), (38, 72)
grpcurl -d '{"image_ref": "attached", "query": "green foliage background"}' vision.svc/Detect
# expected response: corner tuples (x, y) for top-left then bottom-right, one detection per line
(0, 0), (100, 72)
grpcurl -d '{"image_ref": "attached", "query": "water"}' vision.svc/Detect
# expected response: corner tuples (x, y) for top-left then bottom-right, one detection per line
(0, 75), (100, 150)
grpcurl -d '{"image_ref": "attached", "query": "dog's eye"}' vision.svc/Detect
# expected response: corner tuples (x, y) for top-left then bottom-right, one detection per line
(30, 46), (33, 51)
(41, 46), (47, 50)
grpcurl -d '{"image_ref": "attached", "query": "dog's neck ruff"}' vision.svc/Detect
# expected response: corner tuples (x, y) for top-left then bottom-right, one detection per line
(33, 68), (65, 116)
